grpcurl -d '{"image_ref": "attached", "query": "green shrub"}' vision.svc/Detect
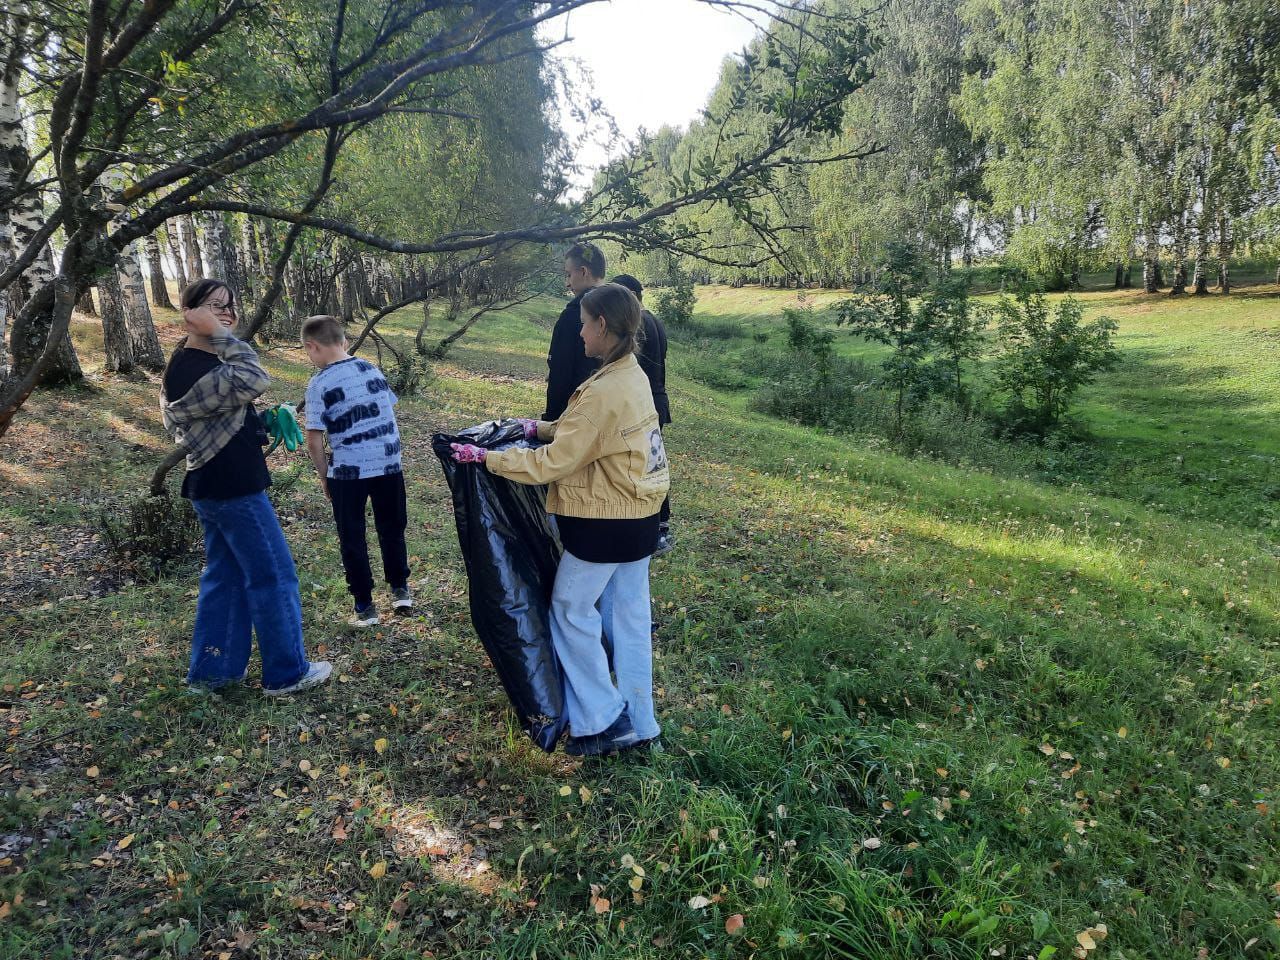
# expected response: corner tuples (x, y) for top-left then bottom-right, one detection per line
(990, 291), (1118, 435)
(679, 348), (753, 391)
(650, 271), (697, 327)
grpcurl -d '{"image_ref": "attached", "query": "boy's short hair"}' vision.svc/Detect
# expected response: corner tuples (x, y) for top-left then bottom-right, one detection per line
(565, 242), (606, 279)
(301, 314), (346, 346)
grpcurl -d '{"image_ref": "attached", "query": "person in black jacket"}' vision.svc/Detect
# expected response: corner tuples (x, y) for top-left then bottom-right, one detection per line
(612, 273), (674, 555)
(543, 242), (607, 421)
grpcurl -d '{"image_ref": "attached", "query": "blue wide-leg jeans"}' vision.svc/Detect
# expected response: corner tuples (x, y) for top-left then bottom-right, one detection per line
(189, 492), (309, 691)
(549, 550), (659, 740)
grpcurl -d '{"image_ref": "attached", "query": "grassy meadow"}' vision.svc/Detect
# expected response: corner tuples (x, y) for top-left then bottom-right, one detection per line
(2, 275), (1279, 959)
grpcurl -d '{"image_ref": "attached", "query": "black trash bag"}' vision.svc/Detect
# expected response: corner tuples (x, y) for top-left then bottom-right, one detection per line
(432, 419), (566, 751)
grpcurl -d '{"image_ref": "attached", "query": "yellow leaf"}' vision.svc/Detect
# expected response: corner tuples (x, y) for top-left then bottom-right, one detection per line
(272, 788), (288, 799)
(579, 785), (593, 803)
(369, 860), (387, 879)
(1076, 931), (1096, 950)
(86, 766), (100, 778)
(558, 785), (572, 797)
(1217, 757), (1231, 769)
(1116, 727), (1127, 738)
(374, 738), (388, 755)
(338, 764), (350, 778)
(117, 834), (135, 850)
(1039, 744), (1054, 756)
(629, 876), (644, 891)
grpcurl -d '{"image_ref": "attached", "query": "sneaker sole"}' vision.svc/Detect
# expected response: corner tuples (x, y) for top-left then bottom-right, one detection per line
(391, 604), (413, 616)
(263, 662), (333, 697)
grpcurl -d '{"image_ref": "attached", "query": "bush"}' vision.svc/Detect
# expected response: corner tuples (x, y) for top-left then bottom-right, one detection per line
(100, 493), (201, 580)
(990, 291), (1118, 435)
(650, 272), (697, 328)
(835, 243), (985, 433)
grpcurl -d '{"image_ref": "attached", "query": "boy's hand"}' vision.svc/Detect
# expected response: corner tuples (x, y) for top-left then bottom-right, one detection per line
(450, 443), (487, 464)
(319, 476), (330, 500)
(517, 418), (539, 439)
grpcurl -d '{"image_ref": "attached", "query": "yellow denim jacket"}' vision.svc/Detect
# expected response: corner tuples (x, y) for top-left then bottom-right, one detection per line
(485, 353), (670, 519)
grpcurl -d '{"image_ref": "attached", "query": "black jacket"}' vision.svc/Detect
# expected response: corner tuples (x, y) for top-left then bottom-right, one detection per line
(543, 295), (672, 426)
(543, 294), (599, 421)
(637, 308), (670, 426)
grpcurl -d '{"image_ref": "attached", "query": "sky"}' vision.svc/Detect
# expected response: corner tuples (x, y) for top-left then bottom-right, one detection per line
(538, 0), (773, 191)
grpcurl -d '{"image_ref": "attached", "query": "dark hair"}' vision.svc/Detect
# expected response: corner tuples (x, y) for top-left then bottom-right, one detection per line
(565, 242), (606, 280)
(580, 283), (642, 366)
(164, 278), (235, 391)
(300, 314), (346, 346)
(180, 278), (233, 313)
(611, 274), (643, 300)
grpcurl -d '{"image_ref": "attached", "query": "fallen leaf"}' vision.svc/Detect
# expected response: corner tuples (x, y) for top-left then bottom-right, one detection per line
(86, 766), (100, 778)
(593, 896), (611, 914)
(369, 860), (387, 879)
(579, 785), (593, 803)
(688, 895), (711, 910)
(861, 837), (882, 850)
(1039, 744), (1054, 756)
(116, 834), (135, 850)
(558, 785), (572, 797)
(298, 759), (312, 772)
(1116, 727), (1127, 738)
(629, 876), (644, 891)
(1076, 931), (1096, 950)
(725, 913), (745, 935)
(374, 738), (388, 755)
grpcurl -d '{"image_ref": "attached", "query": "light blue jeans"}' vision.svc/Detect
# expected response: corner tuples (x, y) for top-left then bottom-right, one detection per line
(189, 492), (310, 691)
(549, 551), (659, 740)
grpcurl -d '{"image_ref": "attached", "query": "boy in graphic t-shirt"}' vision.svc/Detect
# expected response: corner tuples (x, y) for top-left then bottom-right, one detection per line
(302, 315), (411, 626)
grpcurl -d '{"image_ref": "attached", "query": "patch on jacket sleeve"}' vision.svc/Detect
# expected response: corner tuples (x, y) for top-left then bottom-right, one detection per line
(645, 428), (668, 474)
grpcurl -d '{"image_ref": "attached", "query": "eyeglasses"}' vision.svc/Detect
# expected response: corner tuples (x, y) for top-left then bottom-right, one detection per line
(205, 301), (234, 313)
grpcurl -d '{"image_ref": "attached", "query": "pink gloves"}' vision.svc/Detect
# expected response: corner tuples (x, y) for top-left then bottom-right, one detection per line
(450, 443), (487, 463)
(517, 418), (539, 439)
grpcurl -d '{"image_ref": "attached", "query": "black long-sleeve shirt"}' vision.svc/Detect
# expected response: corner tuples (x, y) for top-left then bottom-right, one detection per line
(543, 294), (599, 421)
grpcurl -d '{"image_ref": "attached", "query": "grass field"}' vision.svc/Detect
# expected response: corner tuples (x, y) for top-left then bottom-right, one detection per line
(2, 277), (1279, 959)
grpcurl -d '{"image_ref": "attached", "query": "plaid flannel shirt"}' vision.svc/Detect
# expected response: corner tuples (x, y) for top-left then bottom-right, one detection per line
(161, 331), (270, 471)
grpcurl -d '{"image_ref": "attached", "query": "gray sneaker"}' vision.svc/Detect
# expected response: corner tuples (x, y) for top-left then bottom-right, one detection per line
(391, 586), (413, 614)
(263, 661), (332, 697)
(653, 532), (674, 558)
(350, 602), (379, 627)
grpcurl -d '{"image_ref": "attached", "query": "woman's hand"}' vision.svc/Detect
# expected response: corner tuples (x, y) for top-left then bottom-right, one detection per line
(517, 418), (539, 440)
(450, 443), (487, 464)
(183, 299), (236, 339)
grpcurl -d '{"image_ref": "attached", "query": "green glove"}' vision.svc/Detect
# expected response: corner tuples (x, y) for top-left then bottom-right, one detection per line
(263, 403), (304, 454)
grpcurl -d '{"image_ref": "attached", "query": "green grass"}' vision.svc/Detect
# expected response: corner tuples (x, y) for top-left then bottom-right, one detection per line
(2, 278), (1279, 958)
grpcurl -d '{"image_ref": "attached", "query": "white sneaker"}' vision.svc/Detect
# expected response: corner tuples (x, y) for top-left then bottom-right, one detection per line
(263, 661), (332, 697)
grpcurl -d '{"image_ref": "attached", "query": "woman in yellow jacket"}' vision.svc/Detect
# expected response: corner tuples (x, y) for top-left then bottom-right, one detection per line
(451, 283), (670, 756)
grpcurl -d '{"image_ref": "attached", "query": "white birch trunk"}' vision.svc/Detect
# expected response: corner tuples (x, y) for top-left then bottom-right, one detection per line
(119, 240), (163, 369)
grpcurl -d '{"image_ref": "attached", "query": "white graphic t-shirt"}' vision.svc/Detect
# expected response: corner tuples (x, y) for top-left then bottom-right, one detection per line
(304, 357), (402, 480)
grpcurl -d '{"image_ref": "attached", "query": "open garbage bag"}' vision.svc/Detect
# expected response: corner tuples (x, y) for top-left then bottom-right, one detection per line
(432, 419), (566, 751)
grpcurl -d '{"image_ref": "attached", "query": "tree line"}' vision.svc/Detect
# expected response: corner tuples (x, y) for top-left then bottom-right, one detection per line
(610, 0), (1280, 293)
